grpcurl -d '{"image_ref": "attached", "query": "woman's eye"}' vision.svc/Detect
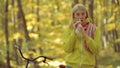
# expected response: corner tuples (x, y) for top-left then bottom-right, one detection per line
(76, 13), (80, 16)
(82, 13), (85, 16)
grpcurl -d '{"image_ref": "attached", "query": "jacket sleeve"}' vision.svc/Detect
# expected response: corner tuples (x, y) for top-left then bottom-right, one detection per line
(85, 27), (101, 55)
(63, 28), (77, 53)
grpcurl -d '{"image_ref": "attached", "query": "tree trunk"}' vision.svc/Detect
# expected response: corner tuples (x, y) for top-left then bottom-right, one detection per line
(112, 30), (118, 52)
(17, 0), (31, 41)
(111, 0), (120, 52)
(36, 0), (40, 21)
(4, 0), (11, 68)
(112, 24), (120, 52)
(72, 0), (79, 7)
(82, 0), (86, 5)
(13, 39), (19, 65)
(55, 0), (60, 11)
(88, 0), (94, 21)
(11, 0), (16, 32)
(11, 0), (20, 65)
(36, 0), (41, 31)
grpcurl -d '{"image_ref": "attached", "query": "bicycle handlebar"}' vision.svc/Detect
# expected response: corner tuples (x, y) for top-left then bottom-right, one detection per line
(15, 46), (53, 68)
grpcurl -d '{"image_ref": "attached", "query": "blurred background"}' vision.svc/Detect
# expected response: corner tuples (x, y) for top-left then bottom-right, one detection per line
(0, 0), (120, 68)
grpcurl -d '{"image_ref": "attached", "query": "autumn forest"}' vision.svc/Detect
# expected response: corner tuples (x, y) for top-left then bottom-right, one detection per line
(0, 0), (120, 68)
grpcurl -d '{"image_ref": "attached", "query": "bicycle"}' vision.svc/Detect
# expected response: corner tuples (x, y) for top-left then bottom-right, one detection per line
(15, 46), (53, 68)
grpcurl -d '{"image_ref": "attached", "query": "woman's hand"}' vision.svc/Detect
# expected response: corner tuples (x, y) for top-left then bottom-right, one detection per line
(74, 21), (88, 38)
(73, 20), (81, 30)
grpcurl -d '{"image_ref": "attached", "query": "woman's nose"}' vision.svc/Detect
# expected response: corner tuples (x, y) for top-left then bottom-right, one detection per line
(79, 15), (83, 19)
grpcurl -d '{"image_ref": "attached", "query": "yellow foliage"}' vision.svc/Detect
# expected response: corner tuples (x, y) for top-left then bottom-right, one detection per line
(26, 2), (38, 8)
(27, 20), (37, 26)
(106, 65), (113, 68)
(29, 33), (39, 39)
(48, 3), (52, 7)
(8, 5), (12, 9)
(116, 23), (120, 30)
(25, 13), (37, 20)
(13, 7), (19, 12)
(105, 23), (115, 31)
(61, 2), (67, 9)
(108, 15), (115, 23)
(13, 32), (23, 39)
(47, 12), (52, 17)
(23, 53), (29, 58)
(53, 5), (57, 9)
(42, 5), (49, 10)
(114, 7), (118, 12)
(41, 18), (52, 24)
(27, 3), (32, 7)
(54, 38), (61, 44)
(28, 51), (40, 57)
(35, 44), (41, 48)
(32, 2), (38, 9)
(115, 39), (120, 44)
(55, 13), (66, 21)
(49, 32), (55, 36)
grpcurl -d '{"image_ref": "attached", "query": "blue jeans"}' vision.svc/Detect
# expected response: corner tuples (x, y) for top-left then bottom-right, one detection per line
(66, 66), (72, 68)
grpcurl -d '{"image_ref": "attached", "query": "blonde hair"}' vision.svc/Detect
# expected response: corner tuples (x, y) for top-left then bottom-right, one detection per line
(69, 4), (92, 28)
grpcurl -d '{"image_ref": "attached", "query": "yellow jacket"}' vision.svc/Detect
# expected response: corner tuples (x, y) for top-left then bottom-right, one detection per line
(63, 26), (101, 68)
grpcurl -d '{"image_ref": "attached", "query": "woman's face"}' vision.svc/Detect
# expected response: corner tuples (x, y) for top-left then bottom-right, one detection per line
(74, 9), (87, 23)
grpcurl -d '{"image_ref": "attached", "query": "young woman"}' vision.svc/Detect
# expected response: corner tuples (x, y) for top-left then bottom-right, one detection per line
(63, 4), (101, 68)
